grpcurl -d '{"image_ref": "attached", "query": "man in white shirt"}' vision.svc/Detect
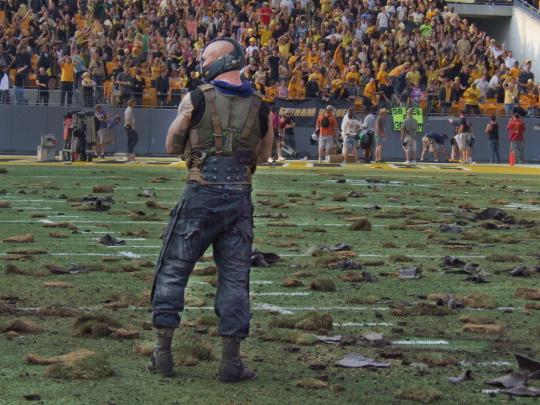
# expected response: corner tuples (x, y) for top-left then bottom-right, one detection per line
(377, 9), (389, 32)
(124, 98), (138, 162)
(245, 38), (259, 58)
(396, 3), (408, 21)
(504, 51), (516, 70)
(474, 74), (490, 102)
(487, 72), (501, 99)
(341, 107), (362, 158)
(0, 64), (10, 104)
(385, 1), (396, 18)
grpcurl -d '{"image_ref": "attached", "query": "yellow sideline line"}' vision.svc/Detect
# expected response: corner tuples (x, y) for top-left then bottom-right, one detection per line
(0, 156), (539, 176)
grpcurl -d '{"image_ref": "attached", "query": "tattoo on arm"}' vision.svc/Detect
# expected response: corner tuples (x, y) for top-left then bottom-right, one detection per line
(166, 95), (194, 155)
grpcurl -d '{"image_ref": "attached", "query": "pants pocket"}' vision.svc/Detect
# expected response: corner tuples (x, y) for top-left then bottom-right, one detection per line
(173, 218), (204, 262)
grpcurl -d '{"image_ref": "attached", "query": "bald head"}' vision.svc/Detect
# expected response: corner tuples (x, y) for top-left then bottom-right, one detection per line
(201, 40), (235, 68)
(199, 39), (243, 84)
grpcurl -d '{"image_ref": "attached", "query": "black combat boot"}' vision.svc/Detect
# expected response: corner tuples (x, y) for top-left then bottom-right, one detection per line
(147, 328), (175, 377)
(218, 337), (256, 383)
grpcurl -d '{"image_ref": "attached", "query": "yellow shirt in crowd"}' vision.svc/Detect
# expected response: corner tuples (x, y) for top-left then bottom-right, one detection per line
(259, 28), (272, 46)
(60, 62), (75, 82)
(345, 70), (360, 84)
(306, 53), (320, 69)
(308, 72), (324, 89)
(376, 70), (388, 86)
(463, 87), (481, 105)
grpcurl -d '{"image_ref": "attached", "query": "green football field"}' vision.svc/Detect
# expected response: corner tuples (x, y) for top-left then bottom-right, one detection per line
(0, 161), (539, 405)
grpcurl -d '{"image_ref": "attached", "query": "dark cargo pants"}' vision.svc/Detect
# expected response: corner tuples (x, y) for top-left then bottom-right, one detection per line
(151, 182), (253, 338)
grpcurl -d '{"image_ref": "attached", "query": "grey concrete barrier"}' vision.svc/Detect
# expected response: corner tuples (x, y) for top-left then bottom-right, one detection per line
(0, 105), (539, 162)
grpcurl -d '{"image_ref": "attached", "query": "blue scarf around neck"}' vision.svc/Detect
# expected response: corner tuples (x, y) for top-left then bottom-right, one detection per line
(211, 80), (254, 97)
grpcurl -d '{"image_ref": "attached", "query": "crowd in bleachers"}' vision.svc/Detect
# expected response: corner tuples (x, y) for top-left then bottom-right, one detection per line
(0, 0), (538, 116)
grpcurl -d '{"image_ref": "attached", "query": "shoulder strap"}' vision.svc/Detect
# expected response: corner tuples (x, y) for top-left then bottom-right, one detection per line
(241, 93), (262, 140)
(200, 84), (223, 156)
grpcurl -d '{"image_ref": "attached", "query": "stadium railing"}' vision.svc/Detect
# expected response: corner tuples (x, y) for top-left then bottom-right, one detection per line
(448, 0), (513, 4)
(514, 0), (540, 16)
(0, 86), (179, 109)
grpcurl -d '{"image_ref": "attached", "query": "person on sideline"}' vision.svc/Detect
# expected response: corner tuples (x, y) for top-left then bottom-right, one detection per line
(507, 111), (526, 164)
(374, 108), (389, 162)
(485, 115), (500, 164)
(124, 98), (138, 162)
(315, 105), (338, 162)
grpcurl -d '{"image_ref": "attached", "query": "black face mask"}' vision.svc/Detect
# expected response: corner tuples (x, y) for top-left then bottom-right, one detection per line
(196, 38), (245, 82)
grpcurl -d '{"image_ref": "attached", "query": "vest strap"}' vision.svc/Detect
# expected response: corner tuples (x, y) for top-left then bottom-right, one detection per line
(241, 96), (262, 140)
(203, 88), (223, 157)
(187, 167), (209, 185)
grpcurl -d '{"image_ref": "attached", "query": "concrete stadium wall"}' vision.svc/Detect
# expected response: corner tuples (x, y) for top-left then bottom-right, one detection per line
(502, 5), (540, 80)
(462, 4), (540, 79)
(1, 105), (539, 162)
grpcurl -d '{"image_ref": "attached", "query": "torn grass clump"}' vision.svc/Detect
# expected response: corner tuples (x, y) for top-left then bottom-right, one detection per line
(395, 387), (442, 404)
(516, 288), (540, 301)
(174, 342), (215, 366)
(133, 342), (154, 357)
(45, 354), (115, 380)
(462, 323), (504, 334)
(332, 193), (348, 202)
(268, 312), (333, 332)
(281, 278), (304, 287)
(295, 378), (329, 389)
(390, 255), (413, 263)
(392, 303), (455, 317)
(486, 254), (521, 263)
(73, 314), (122, 338)
(350, 218), (372, 231)
(1, 319), (43, 334)
(309, 278), (336, 292)
(261, 329), (318, 346)
(193, 266), (217, 276)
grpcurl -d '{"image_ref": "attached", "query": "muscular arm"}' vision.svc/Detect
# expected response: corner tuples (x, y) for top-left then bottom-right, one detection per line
(257, 112), (273, 162)
(165, 94), (194, 155)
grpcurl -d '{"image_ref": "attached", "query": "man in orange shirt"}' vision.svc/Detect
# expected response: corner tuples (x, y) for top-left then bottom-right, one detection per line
(316, 105), (338, 162)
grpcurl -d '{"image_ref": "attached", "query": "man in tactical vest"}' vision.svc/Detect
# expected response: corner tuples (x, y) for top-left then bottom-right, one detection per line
(148, 38), (273, 382)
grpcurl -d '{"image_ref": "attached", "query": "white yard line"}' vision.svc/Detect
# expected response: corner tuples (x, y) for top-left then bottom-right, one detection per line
(280, 253), (486, 258)
(460, 360), (512, 367)
(392, 339), (449, 346)
(334, 322), (393, 327)
(252, 292), (311, 297)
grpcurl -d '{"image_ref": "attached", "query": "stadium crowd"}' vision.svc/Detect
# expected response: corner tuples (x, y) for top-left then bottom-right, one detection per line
(0, 0), (538, 117)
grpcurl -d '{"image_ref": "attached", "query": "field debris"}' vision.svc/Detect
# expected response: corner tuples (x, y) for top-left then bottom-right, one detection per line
(72, 314), (122, 338)
(44, 354), (115, 380)
(251, 250), (281, 267)
(309, 278), (336, 292)
(174, 342), (215, 366)
(335, 353), (389, 368)
(398, 267), (422, 279)
(99, 234), (126, 246)
(295, 378), (328, 389)
(268, 312), (333, 332)
(394, 387), (442, 403)
(2, 234), (35, 243)
(92, 185), (114, 193)
(349, 218), (372, 231)
(448, 370), (473, 384)
(26, 349), (95, 366)
(1, 319), (43, 334)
